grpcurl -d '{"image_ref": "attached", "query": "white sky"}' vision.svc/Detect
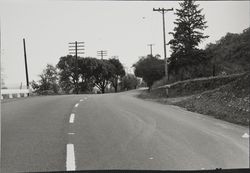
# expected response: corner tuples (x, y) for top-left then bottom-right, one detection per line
(0, 0), (249, 87)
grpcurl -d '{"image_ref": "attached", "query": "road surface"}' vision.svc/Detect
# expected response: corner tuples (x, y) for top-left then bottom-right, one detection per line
(1, 90), (249, 172)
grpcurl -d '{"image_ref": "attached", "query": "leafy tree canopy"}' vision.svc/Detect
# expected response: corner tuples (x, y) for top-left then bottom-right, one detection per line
(168, 0), (209, 80)
(57, 55), (78, 93)
(31, 64), (59, 95)
(205, 28), (250, 75)
(35, 55), (125, 94)
(92, 59), (115, 93)
(133, 55), (165, 90)
(108, 58), (125, 92)
(120, 74), (139, 91)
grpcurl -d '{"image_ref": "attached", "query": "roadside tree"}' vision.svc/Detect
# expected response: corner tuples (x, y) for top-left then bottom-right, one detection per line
(108, 58), (125, 92)
(120, 74), (139, 91)
(133, 55), (165, 91)
(92, 59), (115, 93)
(168, 0), (209, 80)
(31, 64), (59, 95)
(57, 55), (79, 93)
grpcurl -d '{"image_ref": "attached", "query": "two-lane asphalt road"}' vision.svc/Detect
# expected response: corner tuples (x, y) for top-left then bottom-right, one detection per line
(1, 90), (249, 172)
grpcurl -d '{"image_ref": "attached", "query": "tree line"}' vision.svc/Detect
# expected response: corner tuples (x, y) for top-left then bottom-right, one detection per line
(32, 56), (140, 95)
(205, 28), (250, 75)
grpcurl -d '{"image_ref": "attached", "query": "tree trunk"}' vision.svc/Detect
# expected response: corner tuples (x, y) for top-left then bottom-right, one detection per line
(101, 86), (105, 93)
(148, 86), (151, 92)
(113, 78), (118, 92)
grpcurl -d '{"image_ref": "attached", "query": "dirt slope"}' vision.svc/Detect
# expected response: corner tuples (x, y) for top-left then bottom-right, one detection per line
(175, 72), (250, 125)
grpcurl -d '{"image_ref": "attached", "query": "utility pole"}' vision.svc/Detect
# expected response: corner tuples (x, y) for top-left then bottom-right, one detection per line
(23, 38), (30, 94)
(97, 50), (107, 59)
(148, 44), (154, 56)
(68, 41), (84, 94)
(153, 7), (173, 80)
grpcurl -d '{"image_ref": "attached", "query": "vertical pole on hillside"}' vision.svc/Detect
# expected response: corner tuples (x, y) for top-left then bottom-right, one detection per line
(23, 38), (29, 96)
(153, 8), (173, 81)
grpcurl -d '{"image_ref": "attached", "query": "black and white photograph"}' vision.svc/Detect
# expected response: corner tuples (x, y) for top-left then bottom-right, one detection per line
(0, 0), (249, 172)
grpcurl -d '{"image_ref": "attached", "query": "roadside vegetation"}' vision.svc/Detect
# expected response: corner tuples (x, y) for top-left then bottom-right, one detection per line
(31, 57), (140, 95)
(133, 54), (165, 91)
(138, 72), (250, 125)
(175, 72), (250, 126)
(134, 0), (211, 87)
(134, 0), (250, 125)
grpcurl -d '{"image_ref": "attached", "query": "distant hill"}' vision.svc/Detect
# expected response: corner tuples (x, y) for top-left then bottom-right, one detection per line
(206, 27), (250, 75)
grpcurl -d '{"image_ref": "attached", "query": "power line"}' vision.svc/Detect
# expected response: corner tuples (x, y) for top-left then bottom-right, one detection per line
(68, 41), (85, 94)
(153, 7), (173, 80)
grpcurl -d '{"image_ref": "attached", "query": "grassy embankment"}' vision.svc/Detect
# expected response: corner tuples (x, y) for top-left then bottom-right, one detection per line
(138, 72), (250, 126)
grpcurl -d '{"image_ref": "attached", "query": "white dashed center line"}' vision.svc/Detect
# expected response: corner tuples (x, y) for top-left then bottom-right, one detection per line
(84, 97), (87, 100)
(66, 144), (76, 171)
(68, 132), (75, 135)
(69, 113), (75, 123)
(74, 103), (79, 108)
(80, 99), (83, 102)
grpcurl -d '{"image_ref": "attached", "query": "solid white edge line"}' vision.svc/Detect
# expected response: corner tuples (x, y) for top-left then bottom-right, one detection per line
(69, 113), (75, 123)
(66, 144), (76, 171)
(75, 103), (79, 107)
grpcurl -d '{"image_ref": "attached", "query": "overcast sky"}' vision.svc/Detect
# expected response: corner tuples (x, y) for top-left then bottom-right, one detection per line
(0, 0), (249, 88)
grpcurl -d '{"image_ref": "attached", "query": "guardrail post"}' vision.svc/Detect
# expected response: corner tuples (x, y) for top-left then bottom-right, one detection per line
(166, 88), (169, 97)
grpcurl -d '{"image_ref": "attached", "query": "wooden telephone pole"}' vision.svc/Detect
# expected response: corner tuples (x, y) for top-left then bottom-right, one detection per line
(97, 50), (107, 59)
(68, 41), (85, 94)
(23, 38), (30, 94)
(148, 44), (154, 56)
(153, 7), (173, 80)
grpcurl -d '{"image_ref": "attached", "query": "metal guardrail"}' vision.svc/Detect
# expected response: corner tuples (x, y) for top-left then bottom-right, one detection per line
(1, 89), (30, 99)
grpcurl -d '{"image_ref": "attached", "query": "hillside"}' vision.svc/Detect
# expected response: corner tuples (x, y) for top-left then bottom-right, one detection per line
(151, 73), (244, 98)
(206, 27), (250, 75)
(138, 72), (250, 125)
(174, 72), (250, 125)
